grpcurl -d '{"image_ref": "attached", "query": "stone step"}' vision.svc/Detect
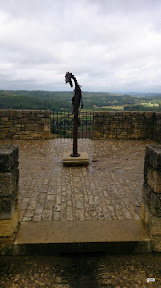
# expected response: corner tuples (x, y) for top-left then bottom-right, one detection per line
(13, 220), (151, 255)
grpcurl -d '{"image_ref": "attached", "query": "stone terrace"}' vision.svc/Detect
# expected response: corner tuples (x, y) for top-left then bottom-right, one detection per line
(0, 139), (155, 222)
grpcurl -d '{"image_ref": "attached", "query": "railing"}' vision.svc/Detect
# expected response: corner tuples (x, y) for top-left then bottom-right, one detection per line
(51, 111), (93, 139)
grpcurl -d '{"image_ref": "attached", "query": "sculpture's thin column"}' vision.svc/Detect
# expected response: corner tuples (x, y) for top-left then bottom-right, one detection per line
(0, 145), (19, 254)
(142, 144), (161, 251)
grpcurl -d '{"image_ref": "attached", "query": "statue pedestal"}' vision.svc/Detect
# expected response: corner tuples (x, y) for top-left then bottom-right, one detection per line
(62, 152), (89, 166)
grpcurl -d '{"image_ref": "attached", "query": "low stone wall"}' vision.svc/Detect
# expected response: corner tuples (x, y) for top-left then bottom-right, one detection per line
(142, 144), (161, 251)
(1, 109), (161, 141)
(0, 145), (19, 254)
(93, 111), (155, 140)
(0, 110), (51, 140)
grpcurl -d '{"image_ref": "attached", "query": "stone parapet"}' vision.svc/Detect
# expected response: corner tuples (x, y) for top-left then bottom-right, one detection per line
(0, 145), (19, 254)
(142, 144), (161, 251)
(153, 112), (161, 143)
(93, 111), (155, 140)
(0, 110), (51, 140)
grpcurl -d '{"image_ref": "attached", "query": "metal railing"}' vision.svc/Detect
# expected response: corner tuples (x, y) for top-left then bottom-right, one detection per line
(51, 111), (93, 139)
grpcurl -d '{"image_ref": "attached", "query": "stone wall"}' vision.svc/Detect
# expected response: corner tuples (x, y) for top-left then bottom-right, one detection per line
(93, 111), (155, 140)
(0, 145), (19, 254)
(1, 109), (161, 141)
(153, 113), (161, 143)
(0, 110), (51, 140)
(142, 144), (161, 251)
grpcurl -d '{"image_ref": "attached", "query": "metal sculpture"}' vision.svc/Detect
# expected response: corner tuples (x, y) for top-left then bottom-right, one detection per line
(65, 72), (83, 157)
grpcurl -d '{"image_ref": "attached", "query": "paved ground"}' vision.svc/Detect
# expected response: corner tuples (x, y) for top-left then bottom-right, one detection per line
(0, 253), (161, 287)
(0, 139), (155, 222)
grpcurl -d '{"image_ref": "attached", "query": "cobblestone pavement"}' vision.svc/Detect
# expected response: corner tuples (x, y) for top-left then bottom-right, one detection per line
(0, 139), (155, 222)
(0, 253), (161, 287)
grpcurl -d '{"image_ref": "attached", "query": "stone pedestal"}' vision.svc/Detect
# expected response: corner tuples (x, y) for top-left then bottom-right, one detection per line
(142, 144), (161, 251)
(0, 145), (19, 254)
(62, 152), (89, 166)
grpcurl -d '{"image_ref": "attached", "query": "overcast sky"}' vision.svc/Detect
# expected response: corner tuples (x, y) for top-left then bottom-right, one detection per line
(0, 0), (161, 92)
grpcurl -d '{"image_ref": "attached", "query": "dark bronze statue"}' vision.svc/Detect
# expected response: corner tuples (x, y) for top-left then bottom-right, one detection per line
(65, 72), (83, 157)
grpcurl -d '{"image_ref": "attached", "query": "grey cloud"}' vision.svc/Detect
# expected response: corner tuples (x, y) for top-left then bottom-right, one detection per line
(0, 0), (161, 92)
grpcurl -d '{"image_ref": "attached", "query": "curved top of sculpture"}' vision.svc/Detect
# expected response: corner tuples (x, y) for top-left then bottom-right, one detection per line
(65, 72), (80, 89)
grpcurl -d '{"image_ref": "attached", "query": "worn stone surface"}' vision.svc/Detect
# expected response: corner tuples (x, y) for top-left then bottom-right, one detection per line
(146, 167), (161, 193)
(0, 110), (51, 140)
(143, 186), (161, 219)
(142, 144), (161, 251)
(0, 139), (155, 223)
(0, 168), (19, 197)
(0, 145), (18, 172)
(0, 254), (161, 287)
(14, 219), (150, 244)
(0, 145), (19, 254)
(145, 144), (161, 172)
(0, 145), (19, 220)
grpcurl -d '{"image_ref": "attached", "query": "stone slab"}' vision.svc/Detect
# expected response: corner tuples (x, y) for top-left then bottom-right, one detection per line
(13, 220), (151, 254)
(62, 152), (89, 165)
(14, 220), (150, 244)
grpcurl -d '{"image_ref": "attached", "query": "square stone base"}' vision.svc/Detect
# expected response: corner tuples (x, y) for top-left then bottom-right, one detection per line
(62, 152), (89, 166)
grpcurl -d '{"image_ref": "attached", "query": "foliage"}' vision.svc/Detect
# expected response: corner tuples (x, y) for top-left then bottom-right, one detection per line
(1, 89), (161, 112)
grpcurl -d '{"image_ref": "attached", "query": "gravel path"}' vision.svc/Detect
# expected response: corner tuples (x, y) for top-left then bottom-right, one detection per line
(0, 253), (161, 287)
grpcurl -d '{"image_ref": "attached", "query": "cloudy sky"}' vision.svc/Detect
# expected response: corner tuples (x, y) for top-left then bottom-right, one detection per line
(0, 0), (161, 92)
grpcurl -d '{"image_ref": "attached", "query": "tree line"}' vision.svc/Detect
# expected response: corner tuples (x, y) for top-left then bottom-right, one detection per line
(1, 90), (161, 112)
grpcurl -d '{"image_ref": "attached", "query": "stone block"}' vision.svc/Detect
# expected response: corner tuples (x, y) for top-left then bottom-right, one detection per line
(150, 215), (161, 236)
(37, 112), (46, 118)
(1, 117), (8, 122)
(32, 110), (41, 115)
(13, 135), (19, 139)
(0, 145), (18, 172)
(41, 118), (50, 125)
(0, 207), (19, 237)
(142, 184), (151, 206)
(151, 235), (161, 252)
(46, 110), (51, 117)
(145, 144), (161, 171)
(0, 195), (18, 220)
(141, 203), (149, 227)
(94, 116), (103, 123)
(0, 110), (9, 117)
(16, 110), (22, 118)
(63, 152), (89, 166)
(9, 110), (16, 117)
(150, 192), (161, 216)
(36, 126), (44, 132)
(42, 132), (51, 139)
(144, 112), (154, 120)
(0, 235), (15, 255)
(146, 166), (161, 193)
(0, 169), (18, 197)
(0, 197), (12, 220)
(19, 118), (27, 124)
(25, 124), (35, 131)
(22, 110), (31, 116)
(93, 131), (101, 139)
(44, 124), (50, 132)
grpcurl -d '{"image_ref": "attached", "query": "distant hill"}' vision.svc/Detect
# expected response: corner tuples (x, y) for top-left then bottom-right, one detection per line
(124, 92), (161, 98)
(0, 89), (161, 112)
